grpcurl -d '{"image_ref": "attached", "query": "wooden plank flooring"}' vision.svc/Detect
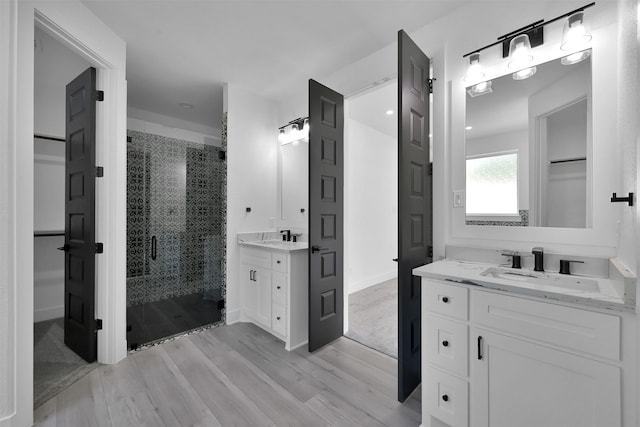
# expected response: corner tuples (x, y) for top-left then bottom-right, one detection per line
(34, 322), (421, 426)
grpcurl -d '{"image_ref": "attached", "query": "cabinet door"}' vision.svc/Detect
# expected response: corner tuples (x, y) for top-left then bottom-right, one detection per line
(471, 328), (620, 427)
(254, 267), (272, 328)
(242, 263), (258, 315)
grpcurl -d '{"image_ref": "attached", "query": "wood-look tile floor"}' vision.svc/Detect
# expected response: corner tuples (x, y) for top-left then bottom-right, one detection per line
(34, 322), (421, 427)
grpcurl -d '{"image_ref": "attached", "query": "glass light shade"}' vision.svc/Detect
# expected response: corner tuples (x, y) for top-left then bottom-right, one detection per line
(561, 49), (591, 65)
(464, 53), (485, 84)
(560, 12), (592, 51)
(507, 34), (534, 69)
(512, 66), (537, 80)
(466, 80), (493, 97)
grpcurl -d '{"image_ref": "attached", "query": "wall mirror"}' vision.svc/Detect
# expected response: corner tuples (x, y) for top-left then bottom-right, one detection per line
(280, 138), (308, 229)
(465, 51), (592, 228)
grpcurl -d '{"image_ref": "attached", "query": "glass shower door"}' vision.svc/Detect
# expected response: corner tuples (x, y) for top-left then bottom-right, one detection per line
(126, 130), (225, 349)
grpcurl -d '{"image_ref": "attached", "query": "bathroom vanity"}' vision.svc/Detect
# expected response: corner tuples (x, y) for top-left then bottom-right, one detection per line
(239, 238), (308, 350)
(415, 259), (636, 427)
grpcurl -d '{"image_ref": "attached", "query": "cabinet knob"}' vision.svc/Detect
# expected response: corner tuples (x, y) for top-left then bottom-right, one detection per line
(276, 316), (281, 320)
(277, 260), (281, 264)
(442, 340), (449, 347)
(442, 296), (449, 303)
(277, 286), (281, 289)
(442, 394), (449, 402)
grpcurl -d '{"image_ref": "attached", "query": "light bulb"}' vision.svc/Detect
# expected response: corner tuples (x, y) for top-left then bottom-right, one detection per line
(464, 53), (485, 84)
(508, 34), (534, 69)
(561, 12), (592, 51)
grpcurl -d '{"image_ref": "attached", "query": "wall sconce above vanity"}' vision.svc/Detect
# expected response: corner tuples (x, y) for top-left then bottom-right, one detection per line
(278, 117), (309, 146)
(463, 2), (595, 84)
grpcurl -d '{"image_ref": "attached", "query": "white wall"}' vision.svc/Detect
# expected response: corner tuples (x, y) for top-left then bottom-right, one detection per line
(224, 83), (278, 323)
(33, 27), (92, 322)
(345, 119), (397, 294)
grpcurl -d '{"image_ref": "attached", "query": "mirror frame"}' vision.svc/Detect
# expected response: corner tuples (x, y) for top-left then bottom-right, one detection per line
(449, 23), (619, 255)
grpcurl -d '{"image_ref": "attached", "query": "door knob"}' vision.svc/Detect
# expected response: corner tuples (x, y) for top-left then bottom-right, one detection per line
(57, 244), (69, 252)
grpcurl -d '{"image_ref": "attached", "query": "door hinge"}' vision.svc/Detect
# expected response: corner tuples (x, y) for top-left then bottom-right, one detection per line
(95, 319), (103, 331)
(218, 150), (226, 161)
(127, 136), (132, 143)
(428, 246), (433, 258)
(427, 78), (436, 94)
(96, 90), (104, 102)
(428, 163), (433, 176)
(96, 242), (104, 254)
(96, 166), (104, 177)
(217, 299), (225, 310)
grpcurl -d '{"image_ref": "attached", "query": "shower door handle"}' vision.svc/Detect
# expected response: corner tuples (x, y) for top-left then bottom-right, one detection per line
(151, 236), (157, 260)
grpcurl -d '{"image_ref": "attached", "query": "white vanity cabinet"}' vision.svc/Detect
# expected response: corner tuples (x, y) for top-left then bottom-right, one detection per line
(240, 245), (308, 350)
(422, 278), (630, 427)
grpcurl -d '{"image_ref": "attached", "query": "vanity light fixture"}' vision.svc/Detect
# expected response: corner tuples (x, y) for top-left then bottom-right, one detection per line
(462, 2), (595, 77)
(278, 117), (309, 145)
(561, 48), (591, 65)
(507, 34), (534, 69)
(560, 11), (592, 51)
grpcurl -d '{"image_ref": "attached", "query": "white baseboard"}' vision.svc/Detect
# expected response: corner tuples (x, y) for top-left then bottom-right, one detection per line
(34, 305), (64, 322)
(348, 271), (397, 295)
(287, 340), (308, 352)
(225, 308), (242, 324)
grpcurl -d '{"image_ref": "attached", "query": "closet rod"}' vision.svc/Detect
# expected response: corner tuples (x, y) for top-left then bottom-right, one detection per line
(34, 231), (65, 237)
(34, 134), (65, 142)
(549, 157), (587, 165)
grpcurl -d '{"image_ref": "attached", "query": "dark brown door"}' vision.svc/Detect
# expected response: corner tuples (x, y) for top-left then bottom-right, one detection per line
(398, 30), (432, 401)
(308, 79), (344, 352)
(63, 67), (98, 363)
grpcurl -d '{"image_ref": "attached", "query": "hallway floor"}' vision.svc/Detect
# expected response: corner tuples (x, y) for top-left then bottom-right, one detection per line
(346, 278), (398, 358)
(34, 318), (97, 410)
(34, 322), (421, 426)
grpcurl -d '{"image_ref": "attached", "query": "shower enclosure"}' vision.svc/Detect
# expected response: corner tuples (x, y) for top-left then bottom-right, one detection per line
(126, 129), (226, 348)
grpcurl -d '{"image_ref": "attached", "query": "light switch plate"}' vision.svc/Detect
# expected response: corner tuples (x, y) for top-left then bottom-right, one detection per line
(453, 190), (464, 208)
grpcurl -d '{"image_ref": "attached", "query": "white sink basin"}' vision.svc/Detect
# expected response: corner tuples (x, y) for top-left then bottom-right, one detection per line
(480, 267), (600, 292)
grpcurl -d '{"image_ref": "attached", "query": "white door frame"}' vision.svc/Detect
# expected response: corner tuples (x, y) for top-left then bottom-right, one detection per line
(2, 2), (127, 425)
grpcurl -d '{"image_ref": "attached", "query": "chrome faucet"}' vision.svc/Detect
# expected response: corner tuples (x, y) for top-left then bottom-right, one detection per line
(532, 247), (544, 272)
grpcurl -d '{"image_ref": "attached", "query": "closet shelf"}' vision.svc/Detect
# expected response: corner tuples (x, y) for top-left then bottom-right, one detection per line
(549, 157), (587, 165)
(34, 231), (64, 237)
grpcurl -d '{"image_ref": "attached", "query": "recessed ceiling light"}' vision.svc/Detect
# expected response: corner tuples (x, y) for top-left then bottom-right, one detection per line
(386, 110), (394, 115)
(179, 102), (194, 110)
(465, 126), (473, 130)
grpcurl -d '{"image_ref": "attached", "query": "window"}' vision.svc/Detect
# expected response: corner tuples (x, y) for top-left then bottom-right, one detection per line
(466, 151), (518, 216)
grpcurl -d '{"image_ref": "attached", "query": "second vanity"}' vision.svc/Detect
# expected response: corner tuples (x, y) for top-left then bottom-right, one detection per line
(414, 258), (636, 427)
(239, 235), (308, 351)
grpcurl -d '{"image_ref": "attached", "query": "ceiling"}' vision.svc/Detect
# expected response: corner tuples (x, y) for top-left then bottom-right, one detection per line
(348, 80), (397, 138)
(81, 0), (466, 133)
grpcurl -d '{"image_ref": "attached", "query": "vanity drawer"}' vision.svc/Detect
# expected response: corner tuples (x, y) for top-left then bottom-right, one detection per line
(424, 314), (468, 376)
(240, 247), (272, 269)
(272, 272), (287, 306)
(272, 303), (287, 337)
(472, 290), (621, 360)
(272, 252), (288, 272)
(424, 280), (468, 321)
(424, 366), (469, 427)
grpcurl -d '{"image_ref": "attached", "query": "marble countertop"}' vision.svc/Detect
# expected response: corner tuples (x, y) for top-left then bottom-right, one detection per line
(239, 239), (308, 253)
(414, 259), (634, 312)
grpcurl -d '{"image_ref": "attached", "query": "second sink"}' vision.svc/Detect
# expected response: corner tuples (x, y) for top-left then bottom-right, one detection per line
(480, 267), (600, 292)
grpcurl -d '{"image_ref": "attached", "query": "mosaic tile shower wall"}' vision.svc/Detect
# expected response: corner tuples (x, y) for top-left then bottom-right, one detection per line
(126, 130), (226, 306)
